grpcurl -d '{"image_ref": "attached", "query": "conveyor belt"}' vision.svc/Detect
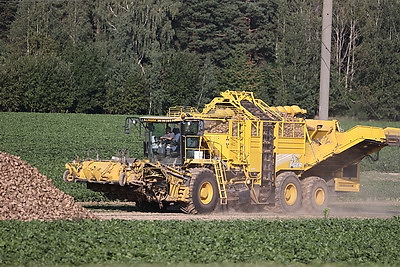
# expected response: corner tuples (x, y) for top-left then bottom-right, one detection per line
(240, 100), (277, 120)
(303, 140), (386, 177)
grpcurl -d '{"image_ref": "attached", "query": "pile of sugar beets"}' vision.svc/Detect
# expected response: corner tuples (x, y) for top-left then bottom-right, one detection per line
(0, 152), (95, 221)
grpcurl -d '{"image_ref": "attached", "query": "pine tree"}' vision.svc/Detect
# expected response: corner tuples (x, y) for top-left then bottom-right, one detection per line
(218, 52), (263, 93)
(0, 1), (18, 41)
(105, 62), (149, 115)
(174, 0), (278, 67)
(162, 51), (202, 108)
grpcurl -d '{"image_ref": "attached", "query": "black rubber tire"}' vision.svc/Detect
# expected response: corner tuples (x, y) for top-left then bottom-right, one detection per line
(181, 168), (219, 214)
(119, 172), (126, 186)
(275, 172), (303, 212)
(63, 170), (75, 183)
(301, 176), (328, 213)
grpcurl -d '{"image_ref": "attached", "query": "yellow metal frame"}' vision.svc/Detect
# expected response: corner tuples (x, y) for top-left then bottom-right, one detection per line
(333, 164), (360, 192)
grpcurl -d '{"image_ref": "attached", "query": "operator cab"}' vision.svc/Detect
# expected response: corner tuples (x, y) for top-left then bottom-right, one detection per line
(125, 116), (205, 166)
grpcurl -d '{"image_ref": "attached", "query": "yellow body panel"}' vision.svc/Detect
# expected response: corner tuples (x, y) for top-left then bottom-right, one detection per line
(334, 178), (360, 192)
(66, 160), (123, 183)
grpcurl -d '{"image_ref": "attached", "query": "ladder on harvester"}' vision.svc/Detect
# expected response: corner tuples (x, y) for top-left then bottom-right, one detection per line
(213, 160), (228, 205)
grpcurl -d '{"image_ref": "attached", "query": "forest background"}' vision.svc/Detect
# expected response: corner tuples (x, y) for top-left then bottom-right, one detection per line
(0, 0), (399, 120)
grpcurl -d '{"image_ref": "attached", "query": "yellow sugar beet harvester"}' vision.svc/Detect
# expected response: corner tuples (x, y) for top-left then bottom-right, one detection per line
(64, 91), (400, 213)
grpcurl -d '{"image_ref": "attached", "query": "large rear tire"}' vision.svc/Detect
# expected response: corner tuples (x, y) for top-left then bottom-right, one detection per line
(301, 176), (328, 212)
(181, 168), (219, 214)
(275, 172), (303, 212)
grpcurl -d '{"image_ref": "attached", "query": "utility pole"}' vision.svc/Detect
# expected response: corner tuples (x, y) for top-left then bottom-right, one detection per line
(318, 0), (333, 120)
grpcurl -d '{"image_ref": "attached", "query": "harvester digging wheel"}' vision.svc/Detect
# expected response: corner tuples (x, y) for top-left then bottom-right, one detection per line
(275, 172), (302, 212)
(63, 170), (75, 183)
(181, 168), (219, 214)
(301, 176), (328, 212)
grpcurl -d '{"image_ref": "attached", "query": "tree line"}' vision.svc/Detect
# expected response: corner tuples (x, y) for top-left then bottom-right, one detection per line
(0, 0), (399, 120)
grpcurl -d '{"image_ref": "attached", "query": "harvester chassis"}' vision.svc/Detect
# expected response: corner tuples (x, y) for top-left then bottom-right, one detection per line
(64, 90), (400, 214)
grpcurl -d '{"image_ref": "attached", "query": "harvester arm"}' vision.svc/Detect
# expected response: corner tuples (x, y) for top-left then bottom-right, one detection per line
(304, 125), (400, 175)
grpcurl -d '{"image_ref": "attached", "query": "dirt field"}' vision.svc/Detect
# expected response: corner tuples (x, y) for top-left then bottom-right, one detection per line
(81, 200), (400, 221)
(80, 171), (399, 221)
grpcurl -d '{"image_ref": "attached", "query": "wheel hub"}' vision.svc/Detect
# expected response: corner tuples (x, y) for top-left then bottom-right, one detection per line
(199, 182), (213, 205)
(284, 183), (297, 205)
(314, 188), (325, 206)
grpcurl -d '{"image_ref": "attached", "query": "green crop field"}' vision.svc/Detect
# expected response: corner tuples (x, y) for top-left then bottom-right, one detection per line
(1, 112), (400, 266)
(1, 218), (399, 266)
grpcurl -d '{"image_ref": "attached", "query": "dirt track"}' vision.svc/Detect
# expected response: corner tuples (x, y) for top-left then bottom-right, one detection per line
(81, 201), (400, 221)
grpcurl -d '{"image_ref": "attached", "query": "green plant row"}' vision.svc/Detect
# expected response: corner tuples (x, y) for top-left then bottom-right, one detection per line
(0, 218), (399, 266)
(0, 112), (399, 201)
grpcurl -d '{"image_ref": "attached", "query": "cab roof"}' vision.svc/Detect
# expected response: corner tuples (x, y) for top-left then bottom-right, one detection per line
(139, 116), (185, 123)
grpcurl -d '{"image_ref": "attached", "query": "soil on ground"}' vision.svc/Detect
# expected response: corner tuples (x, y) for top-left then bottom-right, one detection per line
(81, 200), (400, 221)
(82, 172), (400, 221)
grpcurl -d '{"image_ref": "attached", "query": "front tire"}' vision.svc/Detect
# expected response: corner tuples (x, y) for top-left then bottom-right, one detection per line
(275, 172), (303, 212)
(63, 170), (75, 182)
(119, 173), (126, 186)
(182, 168), (219, 214)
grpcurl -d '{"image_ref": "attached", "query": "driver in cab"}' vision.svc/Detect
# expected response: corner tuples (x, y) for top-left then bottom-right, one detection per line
(160, 126), (174, 142)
